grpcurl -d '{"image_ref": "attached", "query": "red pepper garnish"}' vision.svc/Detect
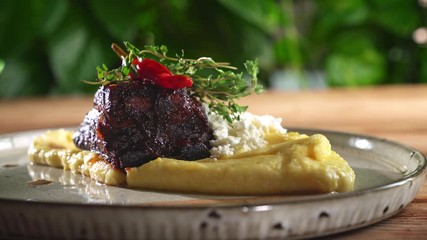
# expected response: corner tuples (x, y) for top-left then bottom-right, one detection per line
(130, 58), (193, 89)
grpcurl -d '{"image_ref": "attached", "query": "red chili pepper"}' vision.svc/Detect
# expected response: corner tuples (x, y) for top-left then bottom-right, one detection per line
(131, 58), (193, 89)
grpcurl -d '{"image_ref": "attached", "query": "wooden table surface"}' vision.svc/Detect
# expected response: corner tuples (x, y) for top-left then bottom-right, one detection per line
(1, 84), (426, 239)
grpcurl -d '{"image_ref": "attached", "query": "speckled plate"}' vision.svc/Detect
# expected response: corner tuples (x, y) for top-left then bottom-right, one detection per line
(0, 128), (426, 240)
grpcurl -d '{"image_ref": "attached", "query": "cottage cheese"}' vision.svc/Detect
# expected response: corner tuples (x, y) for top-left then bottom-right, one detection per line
(208, 112), (287, 158)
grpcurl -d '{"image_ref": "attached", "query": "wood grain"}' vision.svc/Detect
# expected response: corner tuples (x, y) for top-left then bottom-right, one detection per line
(1, 84), (426, 239)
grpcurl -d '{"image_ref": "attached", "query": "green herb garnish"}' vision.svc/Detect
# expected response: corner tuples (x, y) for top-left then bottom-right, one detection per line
(87, 42), (263, 123)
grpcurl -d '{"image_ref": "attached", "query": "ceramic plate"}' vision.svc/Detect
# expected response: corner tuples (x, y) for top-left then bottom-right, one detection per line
(0, 128), (426, 240)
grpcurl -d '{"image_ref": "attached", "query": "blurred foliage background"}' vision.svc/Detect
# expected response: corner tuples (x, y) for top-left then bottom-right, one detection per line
(1, 0), (426, 98)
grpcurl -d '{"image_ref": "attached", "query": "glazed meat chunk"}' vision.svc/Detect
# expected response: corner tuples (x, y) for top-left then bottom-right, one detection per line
(73, 80), (213, 170)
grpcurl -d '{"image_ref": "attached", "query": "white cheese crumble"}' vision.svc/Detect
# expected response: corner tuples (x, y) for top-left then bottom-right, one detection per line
(208, 112), (287, 158)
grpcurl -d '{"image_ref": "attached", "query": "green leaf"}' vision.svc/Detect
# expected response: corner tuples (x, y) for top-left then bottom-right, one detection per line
(33, 0), (68, 37)
(0, 56), (51, 98)
(217, 0), (282, 34)
(325, 31), (386, 86)
(88, 0), (139, 40)
(326, 49), (386, 86)
(47, 11), (114, 93)
(0, 59), (4, 74)
(274, 37), (304, 67)
(312, 0), (369, 39)
(370, 0), (420, 37)
(0, 1), (37, 57)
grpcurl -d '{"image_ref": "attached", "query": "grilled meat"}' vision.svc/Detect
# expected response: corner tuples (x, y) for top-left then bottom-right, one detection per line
(73, 80), (213, 170)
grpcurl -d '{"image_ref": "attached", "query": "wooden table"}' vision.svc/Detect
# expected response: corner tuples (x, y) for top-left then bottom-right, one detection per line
(1, 84), (426, 239)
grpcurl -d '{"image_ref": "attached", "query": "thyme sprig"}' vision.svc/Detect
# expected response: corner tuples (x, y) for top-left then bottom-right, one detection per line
(88, 42), (263, 122)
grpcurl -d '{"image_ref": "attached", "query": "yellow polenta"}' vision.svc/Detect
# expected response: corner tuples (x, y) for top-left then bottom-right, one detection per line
(28, 129), (355, 195)
(28, 129), (126, 186)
